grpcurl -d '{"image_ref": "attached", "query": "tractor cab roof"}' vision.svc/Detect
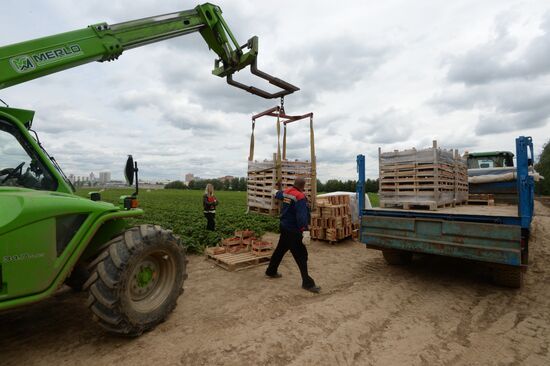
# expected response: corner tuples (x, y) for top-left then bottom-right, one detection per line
(467, 151), (514, 158)
(0, 106), (35, 129)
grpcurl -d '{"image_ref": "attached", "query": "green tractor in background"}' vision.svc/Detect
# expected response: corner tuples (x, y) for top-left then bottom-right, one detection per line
(466, 151), (515, 169)
(466, 150), (520, 204)
(0, 3), (297, 335)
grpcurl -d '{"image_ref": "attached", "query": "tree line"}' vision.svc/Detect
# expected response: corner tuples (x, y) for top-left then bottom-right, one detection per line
(317, 178), (379, 193)
(165, 177), (247, 191)
(165, 177), (379, 193)
(535, 139), (550, 195)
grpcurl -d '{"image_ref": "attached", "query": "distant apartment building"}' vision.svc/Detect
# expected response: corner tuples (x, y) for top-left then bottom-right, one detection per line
(185, 173), (194, 183)
(218, 175), (235, 182)
(99, 171), (111, 184)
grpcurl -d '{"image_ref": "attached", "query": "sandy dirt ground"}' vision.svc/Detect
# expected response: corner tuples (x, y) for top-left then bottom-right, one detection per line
(2, 202), (550, 366)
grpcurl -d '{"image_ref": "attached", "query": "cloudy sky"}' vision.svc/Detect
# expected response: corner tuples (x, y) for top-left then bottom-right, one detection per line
(1, 0), (549, 181)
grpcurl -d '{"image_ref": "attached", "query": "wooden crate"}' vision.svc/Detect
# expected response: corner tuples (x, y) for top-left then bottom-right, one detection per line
(310, 194), (353, 243)
(251, 240), (273, 256)
(205, 246), (226, 255)
(222, 237), (242, 247)
(311, 227), (325, 240)
(247, 158), (313, 215)
(379, 141), (468, 210)
(317, 195), (350, 206)
(222, 237), (248, 254)
(242, 237), (257, 246)
(235, 230), (255, 239)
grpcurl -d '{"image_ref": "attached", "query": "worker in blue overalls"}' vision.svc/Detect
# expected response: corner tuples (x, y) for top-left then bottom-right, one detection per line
(265, 177), (321, 293)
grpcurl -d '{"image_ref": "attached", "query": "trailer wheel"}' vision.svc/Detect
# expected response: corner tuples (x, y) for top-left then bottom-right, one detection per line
(493, 266), (523, 288)
(382, 249), (413, 265)
(83, 225), (187, 336)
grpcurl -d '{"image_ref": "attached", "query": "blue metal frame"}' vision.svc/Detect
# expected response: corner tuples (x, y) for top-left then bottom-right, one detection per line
(356, 154), (366, 219)
(515, 136), (534, 229)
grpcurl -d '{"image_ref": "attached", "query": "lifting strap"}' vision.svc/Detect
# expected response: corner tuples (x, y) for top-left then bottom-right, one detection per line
(282, 123), (287, 160)
(309, 115), (316, 210)
(248, 118), (255, 161)
(276, 108), (282, 189)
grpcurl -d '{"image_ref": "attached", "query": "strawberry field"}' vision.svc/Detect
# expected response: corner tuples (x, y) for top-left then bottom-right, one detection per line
(76, 189), (279, 253)
(77, 188), (379, 253)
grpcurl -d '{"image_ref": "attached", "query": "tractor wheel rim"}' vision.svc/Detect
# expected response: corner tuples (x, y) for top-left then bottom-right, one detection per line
(128, 251), (176, 313)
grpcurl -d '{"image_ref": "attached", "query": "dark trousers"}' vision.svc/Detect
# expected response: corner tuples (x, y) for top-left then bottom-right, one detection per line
(266, 227), (315, 288)
(204, 212), (215, 231)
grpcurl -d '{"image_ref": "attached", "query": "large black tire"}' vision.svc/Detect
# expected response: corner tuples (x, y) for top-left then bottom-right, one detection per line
(382, 249), (413, 265)
(493, 266), (523, 288)
(83, 225), (187, 336)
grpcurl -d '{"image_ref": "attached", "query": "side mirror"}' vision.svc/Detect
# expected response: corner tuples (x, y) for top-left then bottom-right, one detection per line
(125, 155), (134, 186)
(124, 155), (139, 197)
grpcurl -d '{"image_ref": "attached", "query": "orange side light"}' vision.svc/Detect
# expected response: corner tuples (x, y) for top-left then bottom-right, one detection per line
(131, 199), (139, 208)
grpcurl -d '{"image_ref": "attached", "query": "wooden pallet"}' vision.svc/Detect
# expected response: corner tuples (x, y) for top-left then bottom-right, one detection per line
(248, 206), (279, 215)
(206, 251), (272, 271)
(379, 200), (456, 211)
(468, 194), (495, 206)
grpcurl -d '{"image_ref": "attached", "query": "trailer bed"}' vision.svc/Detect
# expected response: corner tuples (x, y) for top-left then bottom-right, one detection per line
(373, 204), (518, 217)
(360, 203), (525, 267)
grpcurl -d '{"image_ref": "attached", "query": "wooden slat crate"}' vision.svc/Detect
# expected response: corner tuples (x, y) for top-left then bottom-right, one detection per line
(454, 151), (469, 203)
(251, 240), (274, 256)
(205, 246), (226, 255)
(310, 195), (356, 243)
(379, 141), (468, 210)
(247, 158), (313, 215)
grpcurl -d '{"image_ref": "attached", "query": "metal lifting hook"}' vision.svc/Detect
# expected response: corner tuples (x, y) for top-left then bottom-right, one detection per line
(224, 37), (300, 99)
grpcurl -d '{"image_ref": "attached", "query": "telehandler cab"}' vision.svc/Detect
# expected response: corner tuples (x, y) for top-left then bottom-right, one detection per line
(0, 3), (298, 336)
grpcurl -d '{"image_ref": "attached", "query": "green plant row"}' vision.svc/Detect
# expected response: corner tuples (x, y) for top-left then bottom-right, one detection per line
(77, 189), (279, 253)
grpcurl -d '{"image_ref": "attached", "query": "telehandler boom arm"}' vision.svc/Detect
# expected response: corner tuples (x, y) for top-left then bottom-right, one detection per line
(0, 3), (298, 98)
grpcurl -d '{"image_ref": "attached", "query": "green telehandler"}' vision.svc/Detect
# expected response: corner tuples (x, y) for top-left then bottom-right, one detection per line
(0, 3), (298, 336)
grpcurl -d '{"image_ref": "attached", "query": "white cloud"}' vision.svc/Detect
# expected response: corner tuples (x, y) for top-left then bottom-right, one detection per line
(1, 0), (549, 182)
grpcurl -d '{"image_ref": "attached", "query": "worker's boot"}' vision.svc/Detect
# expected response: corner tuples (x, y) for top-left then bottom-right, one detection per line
(302, 284), (321, 293)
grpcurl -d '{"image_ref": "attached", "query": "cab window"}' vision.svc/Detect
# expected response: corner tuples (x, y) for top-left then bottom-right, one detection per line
(0, 120), (57, 191)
